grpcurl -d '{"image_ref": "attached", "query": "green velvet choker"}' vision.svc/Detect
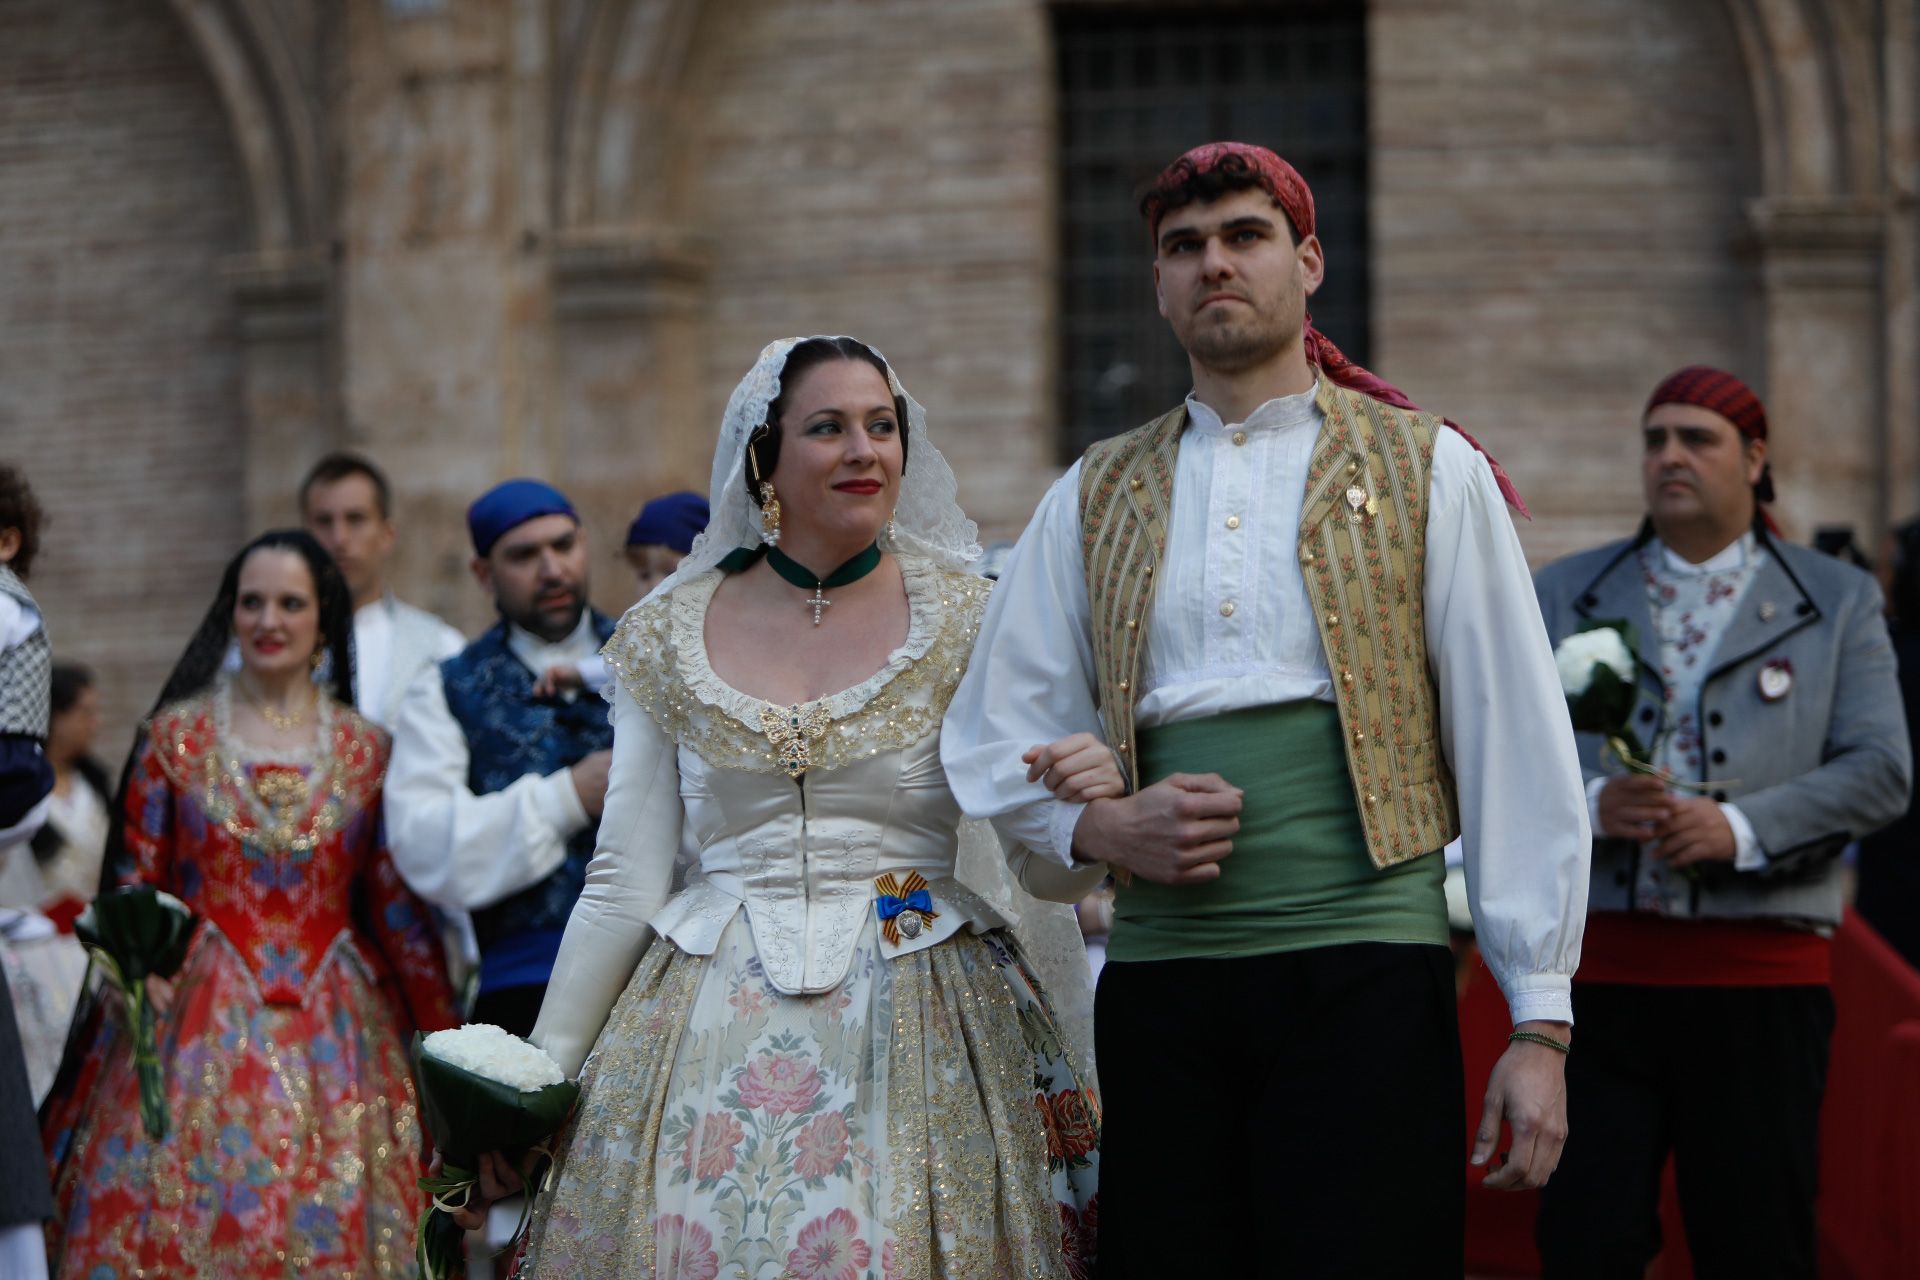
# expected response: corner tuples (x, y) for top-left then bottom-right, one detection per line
(766, 543), (882, 625)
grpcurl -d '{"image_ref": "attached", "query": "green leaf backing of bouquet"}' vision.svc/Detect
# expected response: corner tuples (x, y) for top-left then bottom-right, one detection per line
(75, 884), (198, 982)
(410, 1032), (580, 1170)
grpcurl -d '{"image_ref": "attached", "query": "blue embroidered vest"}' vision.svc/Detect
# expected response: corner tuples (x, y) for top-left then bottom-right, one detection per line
(439, 613), (617, 990)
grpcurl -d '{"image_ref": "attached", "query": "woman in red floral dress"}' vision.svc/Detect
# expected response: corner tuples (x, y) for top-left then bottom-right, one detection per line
(43, 529), (456, 1278)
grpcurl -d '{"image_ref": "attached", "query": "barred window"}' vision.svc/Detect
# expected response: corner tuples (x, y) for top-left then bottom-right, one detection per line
(1054, 6), (1370, 459)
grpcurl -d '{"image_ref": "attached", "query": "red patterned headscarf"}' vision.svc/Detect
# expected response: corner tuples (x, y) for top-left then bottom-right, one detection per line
(1644, 364), (1777, 528)
(1143, 141), (1528, 515)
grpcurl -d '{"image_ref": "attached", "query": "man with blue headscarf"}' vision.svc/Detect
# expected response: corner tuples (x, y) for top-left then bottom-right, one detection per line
(385, 479), (617, 1034)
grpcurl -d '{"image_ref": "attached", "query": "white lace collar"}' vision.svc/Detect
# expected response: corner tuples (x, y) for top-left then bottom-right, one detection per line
(670, 554), (948, 724)
(603, 554), (990, 775)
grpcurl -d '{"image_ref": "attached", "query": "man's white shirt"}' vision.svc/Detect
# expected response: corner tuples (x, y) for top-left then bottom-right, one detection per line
(942, 385), (1591, 1026)
(384, 611), (602, 913)
(353, 594), (467, 729)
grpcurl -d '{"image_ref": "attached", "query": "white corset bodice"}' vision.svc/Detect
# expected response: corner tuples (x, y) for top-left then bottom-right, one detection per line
(608, 557), (1000, 995)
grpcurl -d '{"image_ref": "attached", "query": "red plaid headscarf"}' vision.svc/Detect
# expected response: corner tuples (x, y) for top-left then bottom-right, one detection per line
(1644, 364), (1777, 530)
(1144, 141), (1528, 515)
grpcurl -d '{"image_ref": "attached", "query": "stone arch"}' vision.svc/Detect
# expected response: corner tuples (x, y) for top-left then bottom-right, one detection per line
(159, 0), (337, 536)
(553, 0), (714, 234)
(1718, 0), (1906, 535)
(162, 0), (327, 254)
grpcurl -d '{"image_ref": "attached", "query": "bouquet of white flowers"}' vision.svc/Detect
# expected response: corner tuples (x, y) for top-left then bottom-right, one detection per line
(413, 1024), (580, 1279)
(1553, 620), (1648, 766)
(74, 884), (197, 1140)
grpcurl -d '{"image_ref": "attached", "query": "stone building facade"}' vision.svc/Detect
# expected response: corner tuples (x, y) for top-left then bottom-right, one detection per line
(4, 0), (1915, 740)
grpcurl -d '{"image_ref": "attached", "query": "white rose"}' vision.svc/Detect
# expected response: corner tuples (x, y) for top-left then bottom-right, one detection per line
(1554, 627), (1635, 696)
(422, 1023), (567, 1091)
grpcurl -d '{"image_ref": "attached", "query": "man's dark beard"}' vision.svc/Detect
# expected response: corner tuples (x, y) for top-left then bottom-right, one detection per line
(500, 593), (586, 643)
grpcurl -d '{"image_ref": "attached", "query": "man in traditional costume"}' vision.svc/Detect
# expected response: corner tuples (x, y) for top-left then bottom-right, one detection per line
(386, 479), (616, 1035)
(1532, 366), (1911, 1278)
(300, 452), (467, 728)
(943, 141), (1591, 1276)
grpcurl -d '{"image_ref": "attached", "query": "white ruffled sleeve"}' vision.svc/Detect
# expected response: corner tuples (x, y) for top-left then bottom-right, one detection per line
(1426, 431), (1591, 1026)
(529, 681), (683, 1079)
(941, 467), (1106, 867)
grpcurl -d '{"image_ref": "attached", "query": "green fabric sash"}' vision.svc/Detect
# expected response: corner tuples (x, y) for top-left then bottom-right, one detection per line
(1109, 701), (1447, 964)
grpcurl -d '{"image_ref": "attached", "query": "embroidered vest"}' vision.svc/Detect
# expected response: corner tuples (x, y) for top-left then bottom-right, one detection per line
(0, 565), (50, 739)
(1077, 378), (1459, 869)
(439, 615), (617, 951)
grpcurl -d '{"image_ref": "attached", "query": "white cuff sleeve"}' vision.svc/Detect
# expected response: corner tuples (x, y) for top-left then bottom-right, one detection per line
(541, 767), (590, 835)
(1504, 981), (1574, 1027)
(1722, 802), (1766, 872)
(1048, 799), (1088, 869)
(1586, 775), (1608, 837)
(573, 654), (611, 694)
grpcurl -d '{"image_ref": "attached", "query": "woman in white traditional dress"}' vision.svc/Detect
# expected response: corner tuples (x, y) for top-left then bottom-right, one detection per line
(473, 337), (1110, 1279)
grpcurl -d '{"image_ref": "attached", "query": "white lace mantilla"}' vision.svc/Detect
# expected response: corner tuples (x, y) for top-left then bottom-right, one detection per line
(601, 555), (990, 776)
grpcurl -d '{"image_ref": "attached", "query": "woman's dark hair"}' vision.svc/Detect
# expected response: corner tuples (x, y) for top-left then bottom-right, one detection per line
(1889, 517), (1920, 627)
(98, 530), (354, 887)
(745, 337), (910, 506)
(0, 462), (46, 580)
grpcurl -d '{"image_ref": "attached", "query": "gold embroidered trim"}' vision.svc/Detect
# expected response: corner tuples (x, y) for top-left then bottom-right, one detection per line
(602, 556), (990, 775)
(151, 692), (381, 855)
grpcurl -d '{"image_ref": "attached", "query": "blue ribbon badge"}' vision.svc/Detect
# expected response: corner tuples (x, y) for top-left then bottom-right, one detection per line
(874, 871), (938, 945)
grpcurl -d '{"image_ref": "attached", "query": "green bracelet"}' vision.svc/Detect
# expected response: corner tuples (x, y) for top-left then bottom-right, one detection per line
(1509, 1030), (1570, 1054)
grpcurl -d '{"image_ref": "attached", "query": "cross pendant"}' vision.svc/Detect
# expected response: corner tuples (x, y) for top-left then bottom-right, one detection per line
(804, 585), (832, 626)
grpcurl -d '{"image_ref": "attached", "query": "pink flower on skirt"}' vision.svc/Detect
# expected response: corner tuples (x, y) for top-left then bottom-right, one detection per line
(653, 1214), (719, 1280)
(786, 1209), (871, 1280)
(791, 1111), (850, 1180)
(737, 1050), (822, 1116)
(680, 1111), (745, 1181)
(881, 1238), (901, 1280)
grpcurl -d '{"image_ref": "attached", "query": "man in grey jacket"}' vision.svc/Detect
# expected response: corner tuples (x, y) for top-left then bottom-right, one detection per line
(1532, 365), (1911, 1278)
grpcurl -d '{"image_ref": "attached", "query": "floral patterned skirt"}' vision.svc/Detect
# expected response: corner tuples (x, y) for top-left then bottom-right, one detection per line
(44, 929), (427, 1278)
(519, 916), (1099, 1280)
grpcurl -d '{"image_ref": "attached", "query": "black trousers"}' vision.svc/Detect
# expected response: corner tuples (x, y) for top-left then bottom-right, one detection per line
(1536, 983), (1835, 1280)
(470, 983), (547, 1039)
(1094, 943), (1465, 1279)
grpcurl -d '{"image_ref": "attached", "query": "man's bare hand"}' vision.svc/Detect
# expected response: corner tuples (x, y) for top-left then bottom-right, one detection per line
(1472, 1021), (1570, 1191)
(569, 750), (613, 819)
(532, 663), (586, 699)
(1596, 774), (1672, 840)
(1651, 796), (1736, 867)
(434, 1149), (526, 1232)
(1024, 733), (1126, 805)
(1070, 773), (1242, 884)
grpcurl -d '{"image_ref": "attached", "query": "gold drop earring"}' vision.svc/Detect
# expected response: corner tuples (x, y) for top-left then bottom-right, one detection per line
(749, 429), (781, 546)
(760, 483), (782, 545)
